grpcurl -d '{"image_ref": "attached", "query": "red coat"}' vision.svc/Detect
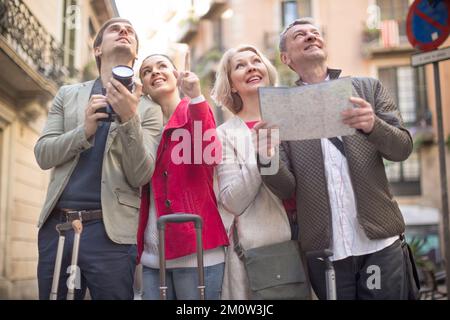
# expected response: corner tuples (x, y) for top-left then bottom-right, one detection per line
(137, 98), (229, 262)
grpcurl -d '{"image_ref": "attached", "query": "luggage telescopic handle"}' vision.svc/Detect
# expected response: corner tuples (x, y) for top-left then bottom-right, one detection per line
(55, 221), (74, 235)
(158, 213), (205, 300)
(67, 220), (83, 300)
(50, 219), (84, 300)
(306, 249), (336, 300)
(306, 249), (334, 270)
(306, 249), (334, 260)
(157, 213), (203, 230)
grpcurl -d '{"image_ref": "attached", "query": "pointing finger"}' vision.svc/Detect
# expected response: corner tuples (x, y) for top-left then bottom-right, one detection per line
(185, 49), (190, 72)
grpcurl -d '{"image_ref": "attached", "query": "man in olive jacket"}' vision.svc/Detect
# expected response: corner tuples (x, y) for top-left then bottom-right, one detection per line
(255, 18), (414, 299)
(34, 18), (162, 300)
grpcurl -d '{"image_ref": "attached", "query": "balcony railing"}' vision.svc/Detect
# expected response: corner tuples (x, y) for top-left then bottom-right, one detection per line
(361, 20), (413, 58)
(177, 17), (199, 44)
(0, 0), (65, 85)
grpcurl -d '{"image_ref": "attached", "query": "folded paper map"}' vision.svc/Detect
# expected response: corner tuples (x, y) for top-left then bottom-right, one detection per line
(258, 77), (355, 141)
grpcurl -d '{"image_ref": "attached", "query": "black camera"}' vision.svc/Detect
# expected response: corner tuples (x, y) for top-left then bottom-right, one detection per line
(98, 65), (135, 122)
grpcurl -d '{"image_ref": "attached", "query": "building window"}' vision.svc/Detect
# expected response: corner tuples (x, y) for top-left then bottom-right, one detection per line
(379, 65), (428, 196)
(62, 0), (79, 77)
(385, 150), (421, 195)
(282, 1), (299, 27)
(376, 0), (409, 40)
(281, 0), (312, 27)
(379, 65), (428, 126)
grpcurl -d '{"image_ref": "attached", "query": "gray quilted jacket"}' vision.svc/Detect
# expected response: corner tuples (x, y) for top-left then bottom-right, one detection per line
(261, 69), (413, 252)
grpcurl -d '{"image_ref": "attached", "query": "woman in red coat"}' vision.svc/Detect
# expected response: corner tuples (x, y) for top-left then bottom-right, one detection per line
(137, 53), (228, 300)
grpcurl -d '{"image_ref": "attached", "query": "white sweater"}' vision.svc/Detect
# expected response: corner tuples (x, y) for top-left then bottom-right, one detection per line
(216, 116), (291, 300)
(141, 187), (225, 269)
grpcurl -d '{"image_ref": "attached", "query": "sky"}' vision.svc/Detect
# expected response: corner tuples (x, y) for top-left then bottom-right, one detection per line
(115, 0), (165, 38)
(114, 0), (191, 67)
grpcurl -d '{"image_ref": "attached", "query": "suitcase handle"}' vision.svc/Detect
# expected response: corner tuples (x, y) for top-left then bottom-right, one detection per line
(157, 213), (203, 230)
(50, 220), (83, 300)
(157, 213), (205, 300)
(55, 221), (74, 235)
(306, 249), (336, 300)
(306, 249), (333, 260)
(306, 249), (334, 270)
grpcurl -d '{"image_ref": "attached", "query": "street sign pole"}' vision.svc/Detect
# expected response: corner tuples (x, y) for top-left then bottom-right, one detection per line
(432, 61), (450, 298)
(407, 0), (450, 299)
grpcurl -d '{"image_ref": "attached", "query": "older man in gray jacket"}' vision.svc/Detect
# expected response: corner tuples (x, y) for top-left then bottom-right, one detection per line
(34, 18), (162, 300)
(255, 18), (414, 299)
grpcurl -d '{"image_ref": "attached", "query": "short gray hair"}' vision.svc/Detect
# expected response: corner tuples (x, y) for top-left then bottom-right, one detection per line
(279, 17), (318, 52)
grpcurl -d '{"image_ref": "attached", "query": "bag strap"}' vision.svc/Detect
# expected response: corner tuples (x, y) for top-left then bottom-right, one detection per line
(232, 219), (246, 260)
(399, 233), (421, 293)
(399, 233), (409, 247)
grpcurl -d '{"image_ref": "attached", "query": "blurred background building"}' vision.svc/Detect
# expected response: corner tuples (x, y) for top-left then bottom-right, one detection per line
(0, 0), (448, 299)
(0, 0), (118, 299)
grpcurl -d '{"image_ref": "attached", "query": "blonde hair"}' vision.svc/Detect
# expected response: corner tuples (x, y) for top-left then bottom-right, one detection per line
(211, 45), (278, 114)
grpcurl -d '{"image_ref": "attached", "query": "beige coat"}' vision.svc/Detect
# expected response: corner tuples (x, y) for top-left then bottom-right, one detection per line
(34, 80), (163, 244)
(216, 116), (291, 300)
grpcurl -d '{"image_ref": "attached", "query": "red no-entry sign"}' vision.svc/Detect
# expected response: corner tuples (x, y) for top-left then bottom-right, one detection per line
(407, 0), (450, 302)
(407, 0), (450, 51)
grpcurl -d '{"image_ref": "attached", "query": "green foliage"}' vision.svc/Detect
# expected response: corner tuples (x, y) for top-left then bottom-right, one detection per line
(362, 27), (381, 43)
(194, 48), (222, 77)
(178, 10), (199, 29)
(408, 237), (435, 272)
(82, 59), (98, 82)
(194, 48), (223, 93)
(412, 130), (434, 150)
(272, 48), (297, 86)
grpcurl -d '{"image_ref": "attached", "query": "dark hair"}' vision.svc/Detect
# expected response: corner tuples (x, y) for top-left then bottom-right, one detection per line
(93, 18), (139, 72)
(139, 54), (177, 81)
(279, 17), (318, 52)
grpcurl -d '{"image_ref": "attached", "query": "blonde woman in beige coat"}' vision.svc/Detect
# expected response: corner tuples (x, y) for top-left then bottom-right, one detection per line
(211, 45), (292, 300)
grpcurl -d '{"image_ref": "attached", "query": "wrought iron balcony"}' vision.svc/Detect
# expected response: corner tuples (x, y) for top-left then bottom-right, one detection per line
(0, 0), (65, 86)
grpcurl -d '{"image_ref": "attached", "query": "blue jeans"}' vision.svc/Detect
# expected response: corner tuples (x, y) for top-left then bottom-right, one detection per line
(37, 212), (137, 300)
(142, 263), (225, 300)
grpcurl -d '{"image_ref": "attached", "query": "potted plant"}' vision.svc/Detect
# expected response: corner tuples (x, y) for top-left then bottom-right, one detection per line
(362, 27), (380, 44)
